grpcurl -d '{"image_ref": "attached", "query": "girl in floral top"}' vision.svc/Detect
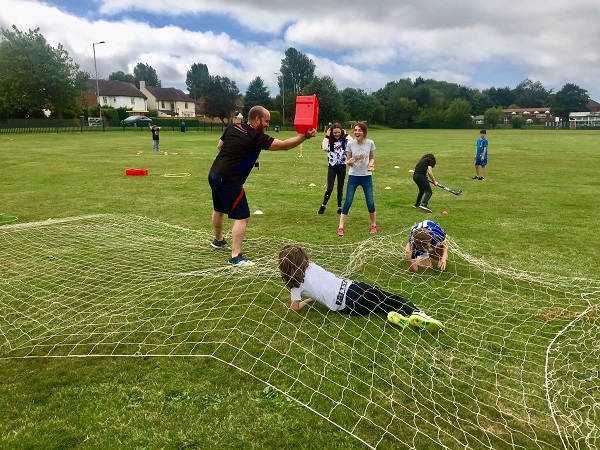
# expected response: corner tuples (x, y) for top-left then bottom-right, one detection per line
(318, 123), (352, 215)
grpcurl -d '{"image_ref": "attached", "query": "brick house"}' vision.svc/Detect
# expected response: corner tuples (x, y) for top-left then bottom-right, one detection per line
(501, 108), (553, 125)
(588, 99), (600, 113)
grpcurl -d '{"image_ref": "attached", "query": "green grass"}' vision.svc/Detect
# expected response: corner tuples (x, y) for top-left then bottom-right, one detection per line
(1, 128), (599, 449)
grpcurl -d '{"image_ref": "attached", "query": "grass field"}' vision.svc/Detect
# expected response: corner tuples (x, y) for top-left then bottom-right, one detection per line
(1, 128), (599, 449)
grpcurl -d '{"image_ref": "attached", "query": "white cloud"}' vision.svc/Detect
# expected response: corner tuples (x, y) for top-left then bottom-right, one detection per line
(1, 0), (599, 100)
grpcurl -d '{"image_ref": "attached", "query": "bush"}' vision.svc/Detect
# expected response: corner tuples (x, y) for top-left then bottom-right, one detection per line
(511, 116), (525, 129)
(116, 107), (130, 122)
(100, 107), (119, 126)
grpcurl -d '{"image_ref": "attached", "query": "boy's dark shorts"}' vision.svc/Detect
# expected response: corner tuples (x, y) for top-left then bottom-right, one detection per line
(208, 171), (250, 220)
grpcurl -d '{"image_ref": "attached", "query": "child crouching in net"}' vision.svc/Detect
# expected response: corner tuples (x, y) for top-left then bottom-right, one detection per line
(405, 220), (448, 272)
(277, 245), (444, 332)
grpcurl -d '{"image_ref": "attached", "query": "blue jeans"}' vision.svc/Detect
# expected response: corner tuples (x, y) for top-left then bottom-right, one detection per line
(341, 175), (375, 215)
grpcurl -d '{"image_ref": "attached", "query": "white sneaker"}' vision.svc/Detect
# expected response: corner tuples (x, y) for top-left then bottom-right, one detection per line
(418, 205), (432, 213)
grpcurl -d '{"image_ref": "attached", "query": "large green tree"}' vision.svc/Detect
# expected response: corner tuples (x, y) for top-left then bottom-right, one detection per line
(514, 79), (551, 107)
(445, 98), (472, 128)
(0, 25), (88, 118)
(133, 62), (161, 87)
(416, 107), (446, 126)
(243, 76), (271, 118)
(375, 78), (413, 105)
(483, 106), (504, 128)
(204, 75), (240, 123)
(471, 92), (494, 116)
(386, 96), (419, 128)
(483, 86), (515, 108)
(109, 71), (136, 84)
(341, 88), (381, 124)
(279, 47), (316, 122)
(302, 76), (346, 129)
(186, 63), (210, 100)
(550, 83), (589, 121)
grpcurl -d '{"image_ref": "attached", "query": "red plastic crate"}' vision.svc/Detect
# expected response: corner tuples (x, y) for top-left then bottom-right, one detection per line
(294, 95), (319, 134)
(125, 168), (149, 176)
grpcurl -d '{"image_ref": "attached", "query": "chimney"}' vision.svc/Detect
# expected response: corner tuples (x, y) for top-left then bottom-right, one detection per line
(140, 80), (145, 90)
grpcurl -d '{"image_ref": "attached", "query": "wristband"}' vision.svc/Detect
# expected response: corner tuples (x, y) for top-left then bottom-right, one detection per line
(304, 131), (312, 140)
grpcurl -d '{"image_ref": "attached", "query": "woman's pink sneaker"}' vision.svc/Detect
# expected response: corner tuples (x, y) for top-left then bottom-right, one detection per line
(370, 225), (378, 234)
(337, 227), (344, 236)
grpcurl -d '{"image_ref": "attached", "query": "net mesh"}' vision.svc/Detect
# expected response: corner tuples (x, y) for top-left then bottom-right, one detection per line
(1, 214), (598, 449)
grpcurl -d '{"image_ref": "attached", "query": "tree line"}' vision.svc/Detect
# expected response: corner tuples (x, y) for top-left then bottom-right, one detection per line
(0, 25), (592, 127)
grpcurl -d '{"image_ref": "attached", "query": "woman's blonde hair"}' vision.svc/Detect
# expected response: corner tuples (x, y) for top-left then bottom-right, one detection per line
(278, 245), (310, 289)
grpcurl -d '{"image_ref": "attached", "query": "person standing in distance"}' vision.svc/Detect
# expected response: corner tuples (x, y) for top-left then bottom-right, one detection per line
(208, 105), (317, 266)
(150, 124), (160, 151)
(473, 129), (488, 180)
(412, 153), (438, 213)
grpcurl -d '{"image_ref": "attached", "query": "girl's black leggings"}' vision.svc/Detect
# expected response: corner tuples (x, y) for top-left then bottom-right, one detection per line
(341, 281), (417, 317)
(322, 164), (346, 207)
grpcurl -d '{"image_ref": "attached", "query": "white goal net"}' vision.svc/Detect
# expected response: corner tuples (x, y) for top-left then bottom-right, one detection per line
(1, 214), (598, 449)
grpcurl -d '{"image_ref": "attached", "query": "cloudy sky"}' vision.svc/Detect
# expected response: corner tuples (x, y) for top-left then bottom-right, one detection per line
(2, 0), (599, 102)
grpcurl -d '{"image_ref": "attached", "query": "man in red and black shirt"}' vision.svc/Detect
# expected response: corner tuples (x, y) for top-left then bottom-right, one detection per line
(208, 105), (316, 265)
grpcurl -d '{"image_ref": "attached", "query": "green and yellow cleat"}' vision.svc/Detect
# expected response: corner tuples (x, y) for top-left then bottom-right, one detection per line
(409, 311), (444, 332)
(387, 311), (410, 328)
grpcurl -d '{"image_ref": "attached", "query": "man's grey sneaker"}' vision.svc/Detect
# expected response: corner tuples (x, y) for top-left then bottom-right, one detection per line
(229, 253), (254, 266)
(419, 205), (432, 213)
(409, 311), (444, 332)
(211, 238), (228, 249)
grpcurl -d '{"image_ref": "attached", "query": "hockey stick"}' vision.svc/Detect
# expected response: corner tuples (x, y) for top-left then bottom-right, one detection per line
(428, 180), (462, 196)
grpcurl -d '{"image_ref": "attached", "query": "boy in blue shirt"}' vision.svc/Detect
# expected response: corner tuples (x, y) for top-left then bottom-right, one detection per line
(405, 220), (448, 272)
(473, 129), (488, 180)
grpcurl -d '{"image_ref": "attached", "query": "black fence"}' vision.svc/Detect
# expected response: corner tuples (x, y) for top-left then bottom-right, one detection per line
(0, 118), (295, 134)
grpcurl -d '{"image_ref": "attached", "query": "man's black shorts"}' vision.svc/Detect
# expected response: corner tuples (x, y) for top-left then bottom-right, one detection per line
(208, 171), (250, 220)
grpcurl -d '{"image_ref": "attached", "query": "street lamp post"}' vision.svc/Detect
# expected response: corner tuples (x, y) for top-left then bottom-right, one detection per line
(275, 72), (285, 126)
(93, 41), (105, 120)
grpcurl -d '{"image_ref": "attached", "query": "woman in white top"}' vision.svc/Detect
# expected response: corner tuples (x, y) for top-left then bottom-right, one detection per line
(277, 245), (444, 332)
(337, 122), (377, 236)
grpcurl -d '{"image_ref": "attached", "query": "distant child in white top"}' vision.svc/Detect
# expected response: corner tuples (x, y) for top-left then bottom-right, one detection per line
(278, 245), (444, 332)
